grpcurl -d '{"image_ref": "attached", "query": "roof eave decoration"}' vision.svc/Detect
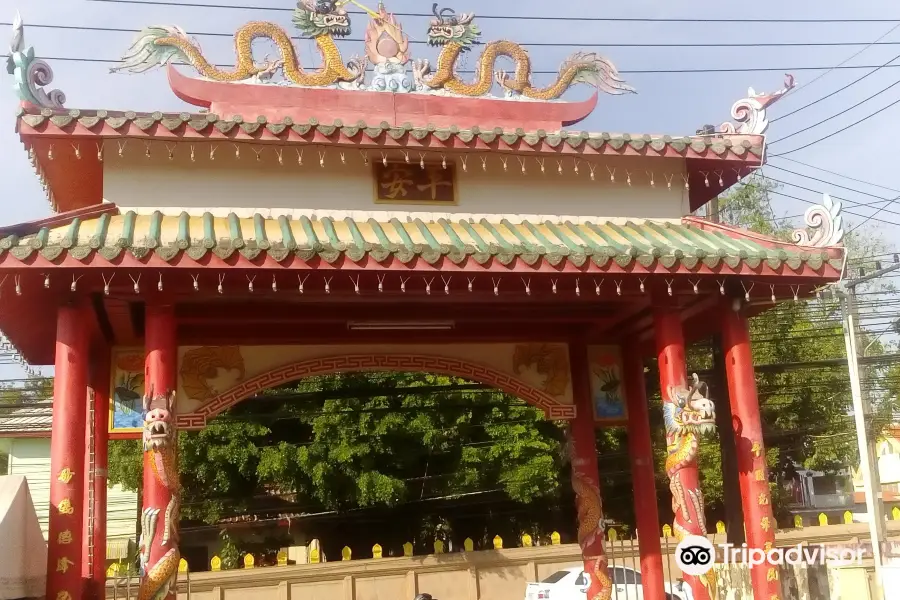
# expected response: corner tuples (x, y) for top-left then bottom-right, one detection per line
(7, 13), (66, 109)
(791, 194), (845, 248)
(105, 1), (635, 131)
(15, 107), (766, 161)
(697, 74), (795, 138)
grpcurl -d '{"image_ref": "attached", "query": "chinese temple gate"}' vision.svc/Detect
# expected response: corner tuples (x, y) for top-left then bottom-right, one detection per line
(3, 3), (844, 600)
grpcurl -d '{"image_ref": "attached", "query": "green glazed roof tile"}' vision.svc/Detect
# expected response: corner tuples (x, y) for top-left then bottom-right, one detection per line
(0, 212), (838, 273)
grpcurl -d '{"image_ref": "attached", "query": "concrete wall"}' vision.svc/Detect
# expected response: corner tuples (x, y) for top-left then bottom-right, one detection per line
(102, 151), (689, 221)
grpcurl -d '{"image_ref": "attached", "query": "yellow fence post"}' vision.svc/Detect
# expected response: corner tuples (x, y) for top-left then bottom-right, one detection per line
(794, 515), (804, 529)
(372, 544), (383, 559)
(463, 538), (474, 552)
(550, 532), (561, 545)
(277, 550), (288, 566)
(310, 547), (321, 564)
(843, 511), (853, 524)
(178, 558), (188, 574)
(521, 534), (533, 547)
(106, 564), (119, 578)
(715, 521), (726, 535)
(243, 554), (255, 569)
(818, 513), (828, 526)
(403, 542), (413, 557)
(434, 540), (445, 554)
(493, 535), (503, 549)
(210, 556), (222, 572)
(893, 507), (900, 521)
(342, 546), (352, 561)
(608, 528), (618, 543)
(662, 525), (672, 539)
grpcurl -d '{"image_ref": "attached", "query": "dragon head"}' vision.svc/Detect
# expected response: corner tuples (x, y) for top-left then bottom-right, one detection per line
(142, 388), (177, 452)
(664, 373), (716, 439)
(294, 0), (352, 38)
(426, 3), (479, 50)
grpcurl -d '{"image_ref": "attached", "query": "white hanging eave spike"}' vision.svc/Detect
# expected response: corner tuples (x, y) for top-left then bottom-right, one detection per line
(791, 193), (845, 247)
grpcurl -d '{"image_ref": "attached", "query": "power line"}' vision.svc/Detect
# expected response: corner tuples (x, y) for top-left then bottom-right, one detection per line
(849, 194), (900, 234)
(765, 164), (900, 199)
(764, 177), (900, 218)
(23, 54), (900, 76)
(13, 21), (900, 49)
(767, 157), (900, 194)
(772, 31), (900, 122)
(767, 190), (900, 227)
(769, 95), (900, 156)
(771, 77), (900, 144)
(77, 1), (900, 23)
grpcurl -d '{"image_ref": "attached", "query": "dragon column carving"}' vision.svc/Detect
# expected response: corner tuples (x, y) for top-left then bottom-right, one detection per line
(139, 389), (181, 600)
(112, 0), (365, 86)
(664, 374), (718, 599)
(413, 4), (635, 99)
(567, 431), (612, 600)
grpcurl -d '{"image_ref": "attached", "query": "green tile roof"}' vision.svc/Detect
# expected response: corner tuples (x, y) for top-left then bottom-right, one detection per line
(0, 211), (841, 273)
(16, 107), (764, 159)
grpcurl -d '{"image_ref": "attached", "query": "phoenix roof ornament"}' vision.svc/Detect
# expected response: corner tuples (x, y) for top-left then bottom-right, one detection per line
(7, 13), (66, 108)
(719, 74), (795, 136)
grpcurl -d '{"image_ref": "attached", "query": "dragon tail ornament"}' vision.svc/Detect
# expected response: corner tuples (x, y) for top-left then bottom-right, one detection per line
(664, 374), (718, 600)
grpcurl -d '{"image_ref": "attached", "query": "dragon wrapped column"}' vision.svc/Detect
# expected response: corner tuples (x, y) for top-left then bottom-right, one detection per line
(653, 306), (716, 600)
(721, 307), (782, 600)
(140, 305), (181, 600)
(568, 342), (613, 600)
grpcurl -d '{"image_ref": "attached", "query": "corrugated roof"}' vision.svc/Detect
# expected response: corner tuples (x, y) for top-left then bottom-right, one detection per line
(0, 405), (52, 434)
(0, 211), (841, 274)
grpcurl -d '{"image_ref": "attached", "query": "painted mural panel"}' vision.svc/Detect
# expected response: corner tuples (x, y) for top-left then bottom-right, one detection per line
(174, 343), (575, 426)
(587, 346), (627, 423)
(109, 347), (145, 433)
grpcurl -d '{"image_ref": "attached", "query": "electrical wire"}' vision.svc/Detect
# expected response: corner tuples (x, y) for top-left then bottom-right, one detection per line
(11, 21), (900, 49)
(771, 78), (900, 144)
(21, 53), (900, 76)
(769, 95), (900, 156)
(77, 1), (900, 23)
(768, 157), (900, 194)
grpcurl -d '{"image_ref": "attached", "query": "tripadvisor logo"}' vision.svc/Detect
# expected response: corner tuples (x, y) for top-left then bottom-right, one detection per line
(675, 536), (715, 576)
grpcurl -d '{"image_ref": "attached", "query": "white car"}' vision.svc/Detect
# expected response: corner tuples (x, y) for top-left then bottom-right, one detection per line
(524, 565), (692, 600)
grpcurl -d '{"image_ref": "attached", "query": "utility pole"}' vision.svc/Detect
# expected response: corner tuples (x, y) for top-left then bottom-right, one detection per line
(835, 254), (900, 599)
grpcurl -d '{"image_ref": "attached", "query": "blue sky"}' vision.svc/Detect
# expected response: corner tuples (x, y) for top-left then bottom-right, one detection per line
(2, 0), (899, 373)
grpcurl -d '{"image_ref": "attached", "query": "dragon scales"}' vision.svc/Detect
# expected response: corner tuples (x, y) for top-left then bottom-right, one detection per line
(139, 389), (181, 600)
(414, 4), (635, 99)
(664, 374), (718, 600)
(111, 0), (366, 86)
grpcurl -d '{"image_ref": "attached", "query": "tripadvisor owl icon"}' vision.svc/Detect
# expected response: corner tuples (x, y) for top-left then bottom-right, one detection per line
(675, 535), (715, 576)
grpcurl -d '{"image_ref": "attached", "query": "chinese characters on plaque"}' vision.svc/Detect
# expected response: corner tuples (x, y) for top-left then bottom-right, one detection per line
(373, 162), (456, 204)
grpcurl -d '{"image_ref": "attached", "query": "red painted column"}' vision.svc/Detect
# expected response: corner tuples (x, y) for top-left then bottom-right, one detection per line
(622, 342), (666, 600)
(653, 306), (714, 600)
(568, 342), (613, 600)
(81, 349), (111, 599)
(140, 305), (180, 600)
(720, 306), (780, 600)
(47, 303), (89, 600)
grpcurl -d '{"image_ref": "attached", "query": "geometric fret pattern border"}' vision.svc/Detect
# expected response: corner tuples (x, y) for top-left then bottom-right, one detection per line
(174, 353), (576, 429)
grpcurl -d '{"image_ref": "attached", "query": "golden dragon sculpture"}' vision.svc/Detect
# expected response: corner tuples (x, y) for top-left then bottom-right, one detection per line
(571, 470), (613, 600)
(665, 374), (718, 600)
(111, 0), (365, 86)
(413, 3), (635, 99)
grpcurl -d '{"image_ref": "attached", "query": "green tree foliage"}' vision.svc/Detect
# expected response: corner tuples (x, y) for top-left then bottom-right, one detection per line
(108, 373), (569, 541)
